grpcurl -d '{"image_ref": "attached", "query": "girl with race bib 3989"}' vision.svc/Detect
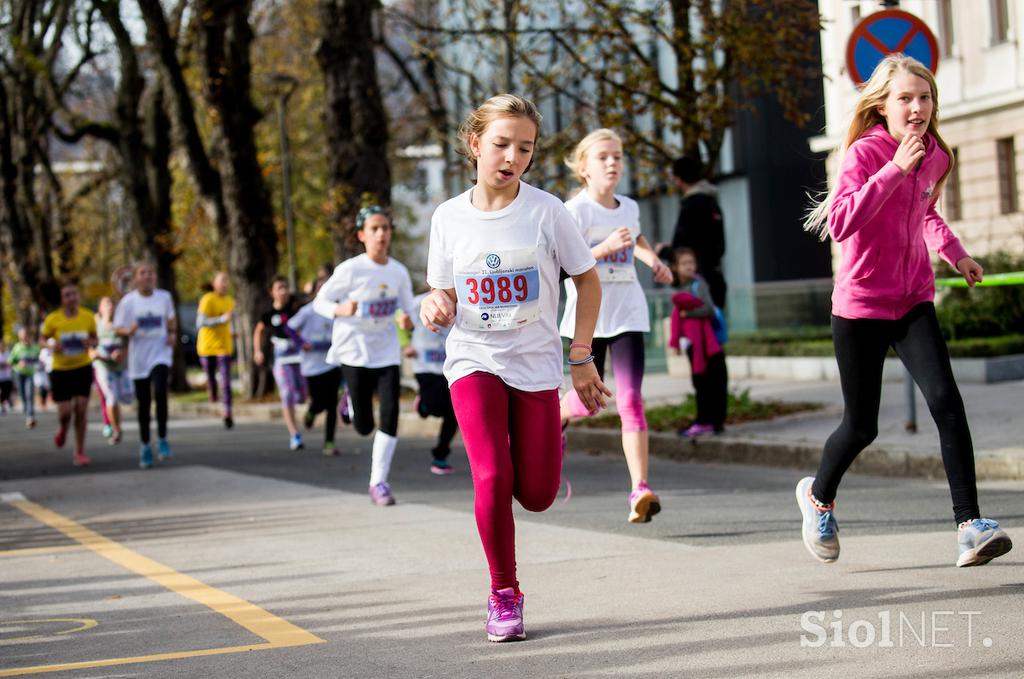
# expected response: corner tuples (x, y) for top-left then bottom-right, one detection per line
(421, 94), (609, 643)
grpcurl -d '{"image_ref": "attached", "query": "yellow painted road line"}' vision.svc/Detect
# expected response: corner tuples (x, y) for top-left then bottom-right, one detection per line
(0, 643), (280, 677)
(0, 545), (87, 558)
(1, 498), (324, 677)
(11, 499), (322, 646)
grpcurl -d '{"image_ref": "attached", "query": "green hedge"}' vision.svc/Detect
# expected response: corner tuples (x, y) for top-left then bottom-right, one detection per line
(935, 251), (1024, 340)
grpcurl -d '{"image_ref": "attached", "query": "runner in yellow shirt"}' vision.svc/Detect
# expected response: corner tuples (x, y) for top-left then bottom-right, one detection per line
(41, 281), (98, 467)
(197, 272), (236, 428)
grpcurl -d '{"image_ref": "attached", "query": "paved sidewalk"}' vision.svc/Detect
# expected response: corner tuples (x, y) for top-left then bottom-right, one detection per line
(571, 372), (1024, 480)
(169, 371), (1024, 480)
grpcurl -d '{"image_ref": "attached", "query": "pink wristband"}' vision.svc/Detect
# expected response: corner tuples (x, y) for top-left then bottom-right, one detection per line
(569, 342), (591, 351)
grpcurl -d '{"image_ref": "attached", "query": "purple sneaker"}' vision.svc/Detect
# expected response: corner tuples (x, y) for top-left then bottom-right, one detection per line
(369, 482), (396, 506)
(486, 588), (525, 642)
(679, 422), (715, 438)
(628, 481), (661, 524)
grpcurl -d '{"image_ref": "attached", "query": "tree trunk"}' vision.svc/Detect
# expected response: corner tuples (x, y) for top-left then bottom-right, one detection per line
(94, 0), (190, 392)
(317, 0), (392, 263)
(0, 24), (59, 317)
(141, 0), (277, 397)
(196, 0), (279, 397)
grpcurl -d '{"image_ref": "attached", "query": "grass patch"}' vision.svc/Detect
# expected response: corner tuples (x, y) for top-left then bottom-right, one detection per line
(574, 389), (822, 432)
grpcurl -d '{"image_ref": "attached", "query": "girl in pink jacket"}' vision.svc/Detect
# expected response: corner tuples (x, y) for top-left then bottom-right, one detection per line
(797, 54), (1011, 568)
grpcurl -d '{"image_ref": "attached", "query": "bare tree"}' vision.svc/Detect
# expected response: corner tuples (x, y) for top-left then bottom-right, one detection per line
(138, 0), (279, 397)
(316, 0), (391, 261)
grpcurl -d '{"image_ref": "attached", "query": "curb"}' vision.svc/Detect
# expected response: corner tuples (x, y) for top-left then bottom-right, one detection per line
(169, 399), (1024, 480)
(566, 429), (1024, 481)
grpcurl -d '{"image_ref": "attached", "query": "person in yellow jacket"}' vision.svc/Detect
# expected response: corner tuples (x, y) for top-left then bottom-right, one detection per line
(41, 281), (98, 467)
(197, 271), (236, 428)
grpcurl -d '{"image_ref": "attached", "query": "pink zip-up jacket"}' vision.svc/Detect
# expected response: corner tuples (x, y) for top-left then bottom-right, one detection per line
(829, 124), (969, 320)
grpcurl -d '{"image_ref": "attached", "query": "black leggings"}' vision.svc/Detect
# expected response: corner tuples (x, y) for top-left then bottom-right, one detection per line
(341, 364), (399, 437)
(686, 349), (728, 429)
(134, 364), (169, 444)
(306, 368), (342, 443)
(812, 303), (979, 524)
(415, 372), (458, 459)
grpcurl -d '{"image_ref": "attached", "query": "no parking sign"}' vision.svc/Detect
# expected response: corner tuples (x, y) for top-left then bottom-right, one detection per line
(846, 9), (939, 86)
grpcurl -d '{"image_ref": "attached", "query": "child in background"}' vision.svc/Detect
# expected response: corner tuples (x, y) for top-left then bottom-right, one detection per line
(254, 276), (307, 451)
(668, 247), (728, 437)
(0, 340), (13, 414)
(405, 291), (459, 474)
(35, 344), (52, 412)
(92, 296), (132, 445)
(197, 272), (236, 429)
(42, 281), (98, 467)
(289, 280), (345, 456)
(313, 206), (417, 506)
(11, 326), (40, 428)
(557, 128), (675, 524)
(114, 262), (177, 468)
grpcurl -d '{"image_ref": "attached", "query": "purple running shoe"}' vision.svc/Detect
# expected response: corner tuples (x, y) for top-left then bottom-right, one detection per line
(369, 482), (396, 506)
(486, 588), (525, 642)
(679, 422), (714, 438)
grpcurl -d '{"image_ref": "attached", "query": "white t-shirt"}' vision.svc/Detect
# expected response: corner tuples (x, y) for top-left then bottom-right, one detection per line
(409, 292), (448, 376)
(287, 302), (336, 377)
(114, 289), (175, 380)
(313, 253), (415, 369)
(427, 181), (595, 391)
(559, 191), (650, 338)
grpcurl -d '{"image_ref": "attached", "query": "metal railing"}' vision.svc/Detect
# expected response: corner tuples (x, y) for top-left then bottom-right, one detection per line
(901, 271), (1024, 432)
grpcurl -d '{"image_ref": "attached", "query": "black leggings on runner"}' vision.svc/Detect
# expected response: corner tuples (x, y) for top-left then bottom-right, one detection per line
(306, 367), (342, 443)
(415, 372), (458, 459)
(812, 303), (979, 524)
(134, 364), (169, 444)
(341, 364), (399, 437)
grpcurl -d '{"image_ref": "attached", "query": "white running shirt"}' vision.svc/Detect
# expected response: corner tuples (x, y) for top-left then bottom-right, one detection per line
(559, 191), (650, 338)
(114, 289), (175, 380)
(313, 254), (416, 369)
(288, 302), (336, 377)
(427, 181), (595, 391)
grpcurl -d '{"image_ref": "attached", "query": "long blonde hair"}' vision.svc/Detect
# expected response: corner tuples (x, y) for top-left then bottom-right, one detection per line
(565, 128), (623, 185)
(803, 54), (954, 239)
(457, 94), (543, 173)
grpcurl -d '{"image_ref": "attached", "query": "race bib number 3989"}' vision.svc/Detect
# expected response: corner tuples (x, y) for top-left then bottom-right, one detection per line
(454, 249), (541, 331)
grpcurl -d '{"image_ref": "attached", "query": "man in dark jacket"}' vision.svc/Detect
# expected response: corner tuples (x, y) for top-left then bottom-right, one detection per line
(662, 156), (727, 308)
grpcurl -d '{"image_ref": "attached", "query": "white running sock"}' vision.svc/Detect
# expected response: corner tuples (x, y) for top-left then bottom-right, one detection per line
(369, 431), (398, 486)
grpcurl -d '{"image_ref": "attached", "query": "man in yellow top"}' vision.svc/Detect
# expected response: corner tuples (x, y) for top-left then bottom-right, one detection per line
(197, 271), (235, 428)
(41, 281), (98, 467)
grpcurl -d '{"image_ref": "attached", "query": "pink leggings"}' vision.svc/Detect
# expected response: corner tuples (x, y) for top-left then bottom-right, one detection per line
(564, 331), (648, 432)
(450, 371), (562, 593)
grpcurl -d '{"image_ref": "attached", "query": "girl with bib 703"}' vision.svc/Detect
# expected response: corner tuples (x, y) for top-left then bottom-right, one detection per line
(421, 94), (610, 643)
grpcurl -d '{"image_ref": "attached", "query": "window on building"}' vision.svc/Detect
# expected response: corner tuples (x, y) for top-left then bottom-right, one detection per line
(938, 0), (955, 57)
(990, 0), (1010, 44)
(944, 148), (962, 221)
(996, 137), (1018, 214)
(850, 5), (861, 27)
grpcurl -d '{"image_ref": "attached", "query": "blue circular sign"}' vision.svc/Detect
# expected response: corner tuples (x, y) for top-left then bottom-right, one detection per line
(846, 10), (939, 86)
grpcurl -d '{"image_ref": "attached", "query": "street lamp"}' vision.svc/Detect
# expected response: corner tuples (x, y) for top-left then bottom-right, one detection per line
(266, 72), (300, 291)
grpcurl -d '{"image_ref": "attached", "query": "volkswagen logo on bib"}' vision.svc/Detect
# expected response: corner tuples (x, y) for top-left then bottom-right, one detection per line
(481, 312), (490, 321)
(485, 254), (501, 269)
